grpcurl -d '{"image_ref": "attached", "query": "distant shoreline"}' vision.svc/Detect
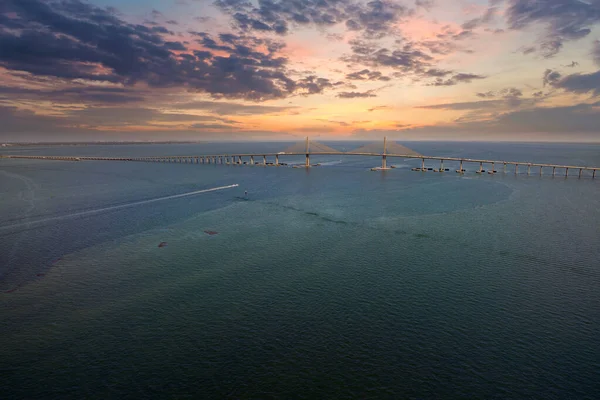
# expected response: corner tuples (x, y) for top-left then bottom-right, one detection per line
(1, 141), (203, 147)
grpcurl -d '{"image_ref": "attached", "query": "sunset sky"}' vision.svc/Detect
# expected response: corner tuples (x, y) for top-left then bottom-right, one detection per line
(2, 0), (600, 142)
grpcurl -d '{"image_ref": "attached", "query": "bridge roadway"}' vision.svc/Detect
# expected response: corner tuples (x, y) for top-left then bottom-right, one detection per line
(1, 152), (597, 178)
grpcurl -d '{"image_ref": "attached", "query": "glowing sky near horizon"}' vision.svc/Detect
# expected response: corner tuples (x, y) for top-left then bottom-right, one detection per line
(1, 0), (600, 142)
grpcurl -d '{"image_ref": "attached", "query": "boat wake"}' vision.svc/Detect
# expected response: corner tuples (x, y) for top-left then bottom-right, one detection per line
(0, 184), (239, 231)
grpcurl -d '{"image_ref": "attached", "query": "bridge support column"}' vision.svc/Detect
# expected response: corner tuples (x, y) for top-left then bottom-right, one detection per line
(565, 168), (569, 177)
(263, 155), (267, 165)
(540, 166), (543, 175)
(479, 162), (483, 173)
(421, 158), (425, 170)
(491, 162), (495, 173)
(275, 155), (279, 166)
(527, 164), (531, 175)
(238, 156), (242, 164)
(439, 159), (443, 171)
(306, 153), (310, 167)
(382, 155), (387, 169)
(250, 156), (254, 165)
(459, 160), (463, 172)
(594, 169), (596, 178)
(503, 162), (506, 173)
(515, 164), (518, 174)
(553, 166), (556, 176)
(579, 168), (582, 178)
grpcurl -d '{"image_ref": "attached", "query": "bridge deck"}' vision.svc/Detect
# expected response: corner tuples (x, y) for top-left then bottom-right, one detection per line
(1, 153), (598, 171)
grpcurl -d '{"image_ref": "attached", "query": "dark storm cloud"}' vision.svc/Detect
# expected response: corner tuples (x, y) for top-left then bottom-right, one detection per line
(189, 122), (239, 130)
(0, 105), (69, 134)
(593, 40), (600, 67)
(461, 7), (496, 30)
(364, 102), (600, 136)
(337, 90), (377, 98)
(493, 102), (600, 132)
(475, 87), (523, 99)
(0, 85), (146, 104)
(343, 40), (433, 72)
(427, 73), (486, 86)
(416, 100), (506, 110)
(547, 69), (600, 96)
(422, 68), (453, 77)
(173, 101), (296, 115)
(0, 0), (333, 101)
(214, 0), (413, 38)
(296, 75), (343, 94)
(542, 69), (562, 86)
(0, 104), (243, 138)
(505, 0), (600, 57)
(415, 0), (434, 10)
(345, 69), (391, 81)
(343, 38), (481, 86)
(64, 107), (239, 126)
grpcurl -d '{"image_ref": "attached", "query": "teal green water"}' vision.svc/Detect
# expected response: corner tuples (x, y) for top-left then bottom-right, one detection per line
(1, 142), (599, 399)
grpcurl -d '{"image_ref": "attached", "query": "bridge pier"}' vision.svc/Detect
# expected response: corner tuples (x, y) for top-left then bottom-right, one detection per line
(238, 156), (242, 164)
(579, 168), (582, 178)
(527, 164), (531, 175)
(306, 153), (310, 167)
(553, 166), (556, 176)
(275, 155), (279, 166)
(503, 162), (507, 173)
(263, 155), (267, 165)
(421, 158), (425, 170)
(594, 169), (596, 178)
(459, 159), (463, 173)
(565, 167), (569, 177)
(515, 164), (518, 174)
(382, 155), (387, 169)
(479, 162), (483, 173)
(491, 162), (495, 173)
(540, 166), (542, 175)
(251, 155), (254, 165)
(439, 159), (443, 171)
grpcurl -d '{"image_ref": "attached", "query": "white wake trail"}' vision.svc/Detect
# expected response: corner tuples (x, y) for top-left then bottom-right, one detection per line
(0, 184), (239, 231)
